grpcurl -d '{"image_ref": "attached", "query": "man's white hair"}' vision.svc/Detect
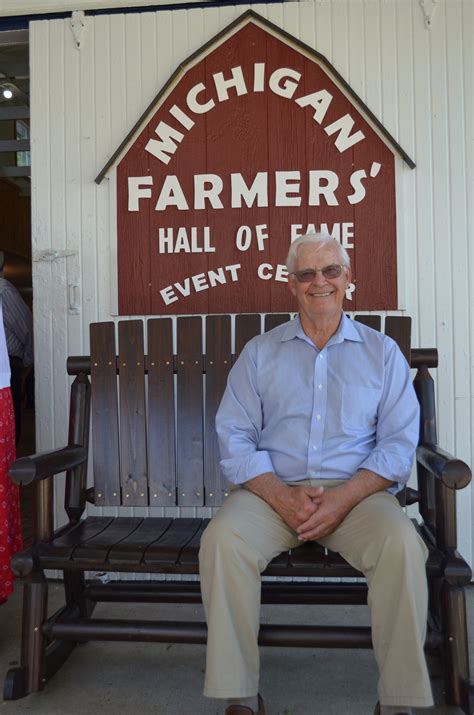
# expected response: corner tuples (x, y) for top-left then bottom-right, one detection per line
(286, 233), (351, 273)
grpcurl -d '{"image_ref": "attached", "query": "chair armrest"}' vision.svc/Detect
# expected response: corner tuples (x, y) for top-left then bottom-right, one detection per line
(417, 443), (471, 490)
(8, 445), (88, 486)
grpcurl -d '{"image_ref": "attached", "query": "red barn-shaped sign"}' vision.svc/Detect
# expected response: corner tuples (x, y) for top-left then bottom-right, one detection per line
(97, 11), (414, 315)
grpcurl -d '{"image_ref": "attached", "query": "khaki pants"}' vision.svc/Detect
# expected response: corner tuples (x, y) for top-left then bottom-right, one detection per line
(199, 480), (434, 708)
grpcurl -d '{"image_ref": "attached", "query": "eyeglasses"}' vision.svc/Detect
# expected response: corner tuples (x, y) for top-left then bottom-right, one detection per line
(291, 264), (347, 283)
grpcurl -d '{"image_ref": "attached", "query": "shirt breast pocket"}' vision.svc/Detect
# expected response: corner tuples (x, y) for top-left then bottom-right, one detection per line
(341, 384), (381, 433)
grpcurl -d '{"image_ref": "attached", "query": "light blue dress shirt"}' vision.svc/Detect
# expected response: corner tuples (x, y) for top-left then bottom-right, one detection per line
(216, 314), (420, 493)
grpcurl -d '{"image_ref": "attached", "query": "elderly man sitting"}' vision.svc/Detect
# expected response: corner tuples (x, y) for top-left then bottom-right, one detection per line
(199, 233), (433, 715)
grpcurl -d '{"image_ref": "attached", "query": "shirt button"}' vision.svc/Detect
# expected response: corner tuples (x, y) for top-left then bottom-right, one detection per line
(319, 354), (323, 360)
(316, 414), (321, 420)
(312, 445), (317, 451)
(318, 384), (322, 390)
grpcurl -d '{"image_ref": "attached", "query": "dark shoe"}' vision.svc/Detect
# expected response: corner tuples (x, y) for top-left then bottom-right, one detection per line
(373, 702), (411, 715)
(225, 694), (265, 715)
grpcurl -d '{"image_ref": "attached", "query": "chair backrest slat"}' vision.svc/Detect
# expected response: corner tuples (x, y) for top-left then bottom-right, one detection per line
(90, 322), (121, 506)
(354, 314), (382, 331)
(205, 315), (232, 506)
(176, 317), (204, 506)
(147, 318), (176, 506)
(235, 314), (261, 359)
(264, 313), (291, 332)
(384, 316), (412, 363)
(118, 320), (148, 506)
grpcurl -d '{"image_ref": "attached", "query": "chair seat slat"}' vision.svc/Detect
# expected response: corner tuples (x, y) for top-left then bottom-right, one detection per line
(72, 517), (144, 562)
(143, 518), (204, 566)
(108, 518), (174, 565)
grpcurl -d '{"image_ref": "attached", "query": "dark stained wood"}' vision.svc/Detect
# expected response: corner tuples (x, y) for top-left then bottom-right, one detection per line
(176, 317), (204, 506)
(143, 518), (204, 566)
(147, 319), (176, 506)
(90, 323), (121, 506)
(107, 518), (174, 565)
(264, 313), (291, 332)
(235, 314), (261, 359)
(118, 321), (148, 506)
(39, 517), (115, 562)
(72, 518), (143, 563)
(354, 314), (381, 331)
(204, 315), (232, 506)
(179, 519), (211, 565)
(385, 316), (412, 363)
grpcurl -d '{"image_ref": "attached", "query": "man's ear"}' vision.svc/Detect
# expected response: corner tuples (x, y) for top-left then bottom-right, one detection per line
(288, 275), (297, 297)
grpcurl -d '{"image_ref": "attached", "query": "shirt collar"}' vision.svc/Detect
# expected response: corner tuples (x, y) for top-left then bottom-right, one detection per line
(280, 313), (364, 345)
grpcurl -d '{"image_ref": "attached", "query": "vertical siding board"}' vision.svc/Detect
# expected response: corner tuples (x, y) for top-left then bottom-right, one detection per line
(464, 0), (474, 567)
(446, 0), (472, 562)
(95, 15), (113, 324)
(394, 1), (417, 320)
(412, 10), (436, 349)
(48, 22), (70, 528)
(30, 20), (54, 456)
(429, 2), (454, 453)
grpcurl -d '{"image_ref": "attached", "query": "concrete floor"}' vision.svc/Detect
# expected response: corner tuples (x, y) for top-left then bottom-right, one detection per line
(1, 582), (472, 715)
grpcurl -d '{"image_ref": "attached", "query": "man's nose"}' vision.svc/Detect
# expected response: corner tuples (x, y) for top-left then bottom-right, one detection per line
(311, 270), (328, 285)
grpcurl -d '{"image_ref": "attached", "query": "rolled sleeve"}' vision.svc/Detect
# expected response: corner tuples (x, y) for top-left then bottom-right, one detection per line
(216, 340), (275, 485)
(359, 339), (420, 492)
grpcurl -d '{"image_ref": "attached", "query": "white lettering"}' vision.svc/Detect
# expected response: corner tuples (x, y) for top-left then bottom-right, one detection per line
(194, 174), (224, 209)
(169, 104), (195, 130)
(145, 122), (184, 165)
(158, 227), (174, 253)
(155, 176), (189, 211)
(231, 172), (268, 208)
(192, 272), (208, 292)
(236, 226), (252, 252)
(213, 66), (247, 102)
(347, 169), (367, 205)
(308, 170), (339, 206)
(128, 176), (153, 211)
(295, 89), (332, 124)
(255, 224), (268, 251)
(253, 62), (265, 92)
(275, 263), (289, 282)
(275, 171), (301, 206)
(257, 263), (273, 280)
(269, 67), (301, 99)
(186, 82), (215, 114)
(208, 267), (226, 287)
(324, 115), (365, 152)
(160, 285), (179, 306)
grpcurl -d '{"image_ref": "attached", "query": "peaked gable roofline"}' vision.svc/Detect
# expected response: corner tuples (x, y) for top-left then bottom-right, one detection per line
(95, 8), (415, 184)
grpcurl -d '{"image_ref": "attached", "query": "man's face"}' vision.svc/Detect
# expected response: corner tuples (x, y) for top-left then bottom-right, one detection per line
(288, 243), (351, 322)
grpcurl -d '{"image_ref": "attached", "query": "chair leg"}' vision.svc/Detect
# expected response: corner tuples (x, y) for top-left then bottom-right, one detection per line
(64, 571), (95, 618)
(442, 583), (471, 711)
(4, 573), (48, 700)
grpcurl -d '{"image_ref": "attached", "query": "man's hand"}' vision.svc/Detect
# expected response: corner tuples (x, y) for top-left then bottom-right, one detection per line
(243, 473), (324, 531)
(296, 470), (395, 541)
(296, 485), (353, 541)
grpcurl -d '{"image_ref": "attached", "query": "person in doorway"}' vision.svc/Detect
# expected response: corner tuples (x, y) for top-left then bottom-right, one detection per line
(199, 233), (433, 715)
(0, 255), (33, 444)
(0, 293), (23, 604)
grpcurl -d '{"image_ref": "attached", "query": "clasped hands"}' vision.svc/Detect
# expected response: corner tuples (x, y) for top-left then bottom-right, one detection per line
(272, 483), (353, 542)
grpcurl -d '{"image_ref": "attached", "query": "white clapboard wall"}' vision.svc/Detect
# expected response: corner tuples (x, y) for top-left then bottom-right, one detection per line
(29, 0), (473, 568)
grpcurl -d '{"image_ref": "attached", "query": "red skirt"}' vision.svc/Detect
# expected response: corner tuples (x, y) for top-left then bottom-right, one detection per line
(0, 387), (22, 603)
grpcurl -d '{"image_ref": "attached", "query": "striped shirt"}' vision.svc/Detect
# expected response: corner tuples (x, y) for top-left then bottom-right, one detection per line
(0, 278), (33, 366)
